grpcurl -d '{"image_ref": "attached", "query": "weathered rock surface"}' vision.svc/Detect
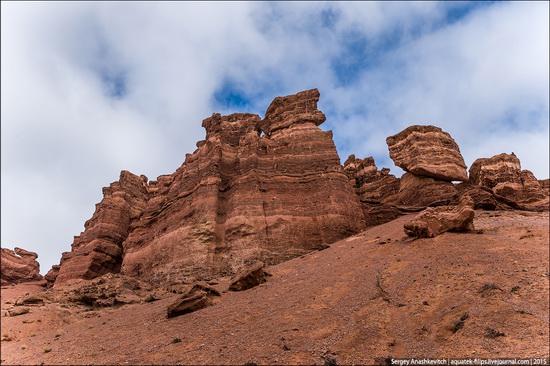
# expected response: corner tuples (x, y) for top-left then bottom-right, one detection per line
(463, 153), (549, 211)
(539, 179), (549, 192)
(166, 281), (221, 318)
(258, 89), (326, 136)
(394, 173), (457, 208)
(404, 195), (475, 238)
(50, 171), (149, 286)
(386, 125), (468, 182)
(228, 261), (268, 292)
(343, 155), (402, 226)
(1, 247), (43, 285)
(50, 89), (366, 287)
(343, 155), (400, 202)
(59, 274), (152, 307)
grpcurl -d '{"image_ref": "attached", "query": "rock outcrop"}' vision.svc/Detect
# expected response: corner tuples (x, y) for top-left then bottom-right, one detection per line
(461, 153), (549, 211)
(1, 247), (43, 285)
(50, 89), (366, 287)
(45, 90), (549, 289)
(386, 125), (468, 182)
(404, 195), (475, 238)
(47, 171), (149, 286)
(343, 155), (402, 226)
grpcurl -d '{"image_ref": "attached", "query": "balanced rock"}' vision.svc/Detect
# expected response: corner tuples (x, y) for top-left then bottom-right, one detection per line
(386, 125), (468, 182)
(404, 195), (475, 238)
(1, 247), (43, 285)
(228, 261), (268, 291)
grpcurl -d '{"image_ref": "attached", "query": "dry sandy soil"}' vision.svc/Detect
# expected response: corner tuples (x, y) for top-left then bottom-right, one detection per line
(1, 210), (549, 365)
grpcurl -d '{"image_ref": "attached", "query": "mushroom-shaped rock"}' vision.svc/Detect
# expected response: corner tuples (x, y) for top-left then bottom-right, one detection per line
(386, 125), (468, 182)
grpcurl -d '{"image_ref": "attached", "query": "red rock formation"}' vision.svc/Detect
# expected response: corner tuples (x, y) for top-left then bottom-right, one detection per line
(404, 195), (475, 238)
(343, 155), (402, 226)
(343, 155), (400, 202)
(468, 153), (521, 188)
(51, 89), (366, 287)
(1, 247), (43, 285)
(539, 179), (549, 193)
(464, 153), (549, 211)
(394, 173), (457, 208)
(50, 171), (149, 286)
(386, 125), (468, 182)
(258, 89), (326, 136)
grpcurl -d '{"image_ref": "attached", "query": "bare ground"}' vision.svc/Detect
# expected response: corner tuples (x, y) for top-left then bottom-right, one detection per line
(1, 210), (549, 365)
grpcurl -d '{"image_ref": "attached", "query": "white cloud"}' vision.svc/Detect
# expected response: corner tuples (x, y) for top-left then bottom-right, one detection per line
(2, 1), (548, 274)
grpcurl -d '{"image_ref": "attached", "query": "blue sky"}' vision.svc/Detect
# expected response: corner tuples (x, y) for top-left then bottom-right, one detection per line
(2, 1), (549, 274)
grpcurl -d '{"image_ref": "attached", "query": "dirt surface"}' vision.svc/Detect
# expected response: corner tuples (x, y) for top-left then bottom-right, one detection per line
(2, 210), (549, 365)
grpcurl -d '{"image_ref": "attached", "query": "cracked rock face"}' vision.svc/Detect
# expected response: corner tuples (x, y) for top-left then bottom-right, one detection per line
(1, 247), (43, 285)
(386, 125), (468, 182)
(50, 89), (365, 286)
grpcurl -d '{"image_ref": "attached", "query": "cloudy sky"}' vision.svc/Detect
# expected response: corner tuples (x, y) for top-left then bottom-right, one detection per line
(2, 1), (548, 274)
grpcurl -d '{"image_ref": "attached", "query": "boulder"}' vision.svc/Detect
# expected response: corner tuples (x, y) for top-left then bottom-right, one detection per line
(404, 195), (475, 238)
(228, 261), (268, 291)
(386, 125), (468, 182)
(166, 281), (221, 318)
(1, 247), (43, 285)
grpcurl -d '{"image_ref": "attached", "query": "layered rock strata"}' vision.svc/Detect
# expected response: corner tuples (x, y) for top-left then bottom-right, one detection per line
(50, 89), (366, 287)
(384, 125), (468, 208)
(1, 247), (43, 285)
(461, 153), (549, 211)
(343, 155), (402, 226)
(386, 125), (468, 182)
(48, 171), (149, 286)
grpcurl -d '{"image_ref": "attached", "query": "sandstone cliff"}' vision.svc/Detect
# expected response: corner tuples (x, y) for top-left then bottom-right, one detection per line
(48, 89), (365, 286)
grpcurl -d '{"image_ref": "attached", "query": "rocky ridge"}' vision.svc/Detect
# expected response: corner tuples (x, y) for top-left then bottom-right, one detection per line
(3, 89), (546, 289)
(46, 89), (365, 287)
